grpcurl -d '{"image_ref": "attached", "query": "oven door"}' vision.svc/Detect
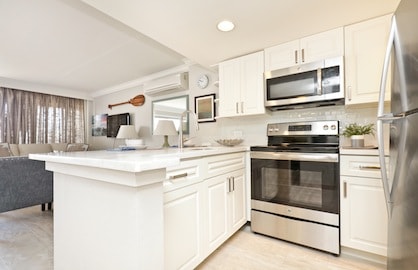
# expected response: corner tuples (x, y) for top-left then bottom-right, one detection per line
(250, 151), (339, 214)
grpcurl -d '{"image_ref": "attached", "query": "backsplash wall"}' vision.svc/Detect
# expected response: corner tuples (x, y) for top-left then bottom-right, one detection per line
(192, 105), (382, 148)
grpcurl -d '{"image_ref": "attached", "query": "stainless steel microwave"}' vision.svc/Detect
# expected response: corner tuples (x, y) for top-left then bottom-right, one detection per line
(264, 56), (344, 110)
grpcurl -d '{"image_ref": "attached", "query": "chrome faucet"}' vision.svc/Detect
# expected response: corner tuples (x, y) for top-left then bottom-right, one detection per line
(178, 110), (199, 149)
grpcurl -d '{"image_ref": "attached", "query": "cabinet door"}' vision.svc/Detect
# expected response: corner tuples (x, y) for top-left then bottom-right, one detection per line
(206, 174), (229, 254)
(264, 40), (300, 71)
(219, 52), (265, 118)
(240, 51), (265, 116)
(164, 183), (204, 270)
(218, 58), (241, 117)
(345, 15), (392, 106)
(228, 169), (246, 233)
(301, 27), (344, 63)
(340, 175), (388, 256)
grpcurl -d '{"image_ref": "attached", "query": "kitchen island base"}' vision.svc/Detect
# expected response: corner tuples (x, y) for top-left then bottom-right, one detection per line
(49, 162), (166, 270)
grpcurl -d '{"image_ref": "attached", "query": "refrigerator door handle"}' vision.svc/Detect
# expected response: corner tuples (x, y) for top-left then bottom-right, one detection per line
(377, 120), (393, 218)
(377, 16), (396, 218)
(377, 16), (396, 118)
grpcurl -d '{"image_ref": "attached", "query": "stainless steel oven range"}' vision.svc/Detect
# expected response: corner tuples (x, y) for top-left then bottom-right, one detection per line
(250, 120), (340, 255)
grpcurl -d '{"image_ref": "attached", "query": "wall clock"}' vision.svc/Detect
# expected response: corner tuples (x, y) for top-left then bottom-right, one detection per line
(197, 74), (209, 89)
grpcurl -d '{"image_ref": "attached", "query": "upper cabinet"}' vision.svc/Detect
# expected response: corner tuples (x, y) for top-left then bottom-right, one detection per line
(344, 14), (392, 106)
(218, 51), (265, 118)
(264, 28), (344, 71)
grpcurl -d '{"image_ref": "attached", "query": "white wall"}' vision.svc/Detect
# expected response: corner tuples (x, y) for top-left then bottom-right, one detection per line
(89, 64), (218, 149)
(89, 64), (384, 150)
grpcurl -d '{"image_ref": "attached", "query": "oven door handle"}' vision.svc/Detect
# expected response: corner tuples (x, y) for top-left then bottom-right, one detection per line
(250, 151), (339, 163)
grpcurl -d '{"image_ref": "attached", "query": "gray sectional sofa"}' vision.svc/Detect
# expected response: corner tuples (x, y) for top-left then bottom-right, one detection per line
(0, 142), (88, 213)
(0, 156), (53, 213)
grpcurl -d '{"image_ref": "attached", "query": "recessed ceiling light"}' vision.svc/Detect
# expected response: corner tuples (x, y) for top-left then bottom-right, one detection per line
(217, 20), (235, 32)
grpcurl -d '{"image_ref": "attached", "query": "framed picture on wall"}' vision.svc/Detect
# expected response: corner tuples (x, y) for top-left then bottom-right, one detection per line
(92, 114), (107, 136)
(195, 94), (216, 123)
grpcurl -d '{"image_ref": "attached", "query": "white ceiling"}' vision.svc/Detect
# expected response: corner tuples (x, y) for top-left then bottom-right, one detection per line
(0, 0), (400, 98)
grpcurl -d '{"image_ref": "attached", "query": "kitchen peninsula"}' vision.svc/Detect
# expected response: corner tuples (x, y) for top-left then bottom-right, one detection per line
(30, 146), (247, 270)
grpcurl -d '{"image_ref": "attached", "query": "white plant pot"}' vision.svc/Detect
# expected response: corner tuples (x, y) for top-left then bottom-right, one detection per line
(351, 135), (365, 148)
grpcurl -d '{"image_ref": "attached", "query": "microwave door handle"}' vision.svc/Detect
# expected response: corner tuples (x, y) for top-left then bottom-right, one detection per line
(317, 68), (322, 95)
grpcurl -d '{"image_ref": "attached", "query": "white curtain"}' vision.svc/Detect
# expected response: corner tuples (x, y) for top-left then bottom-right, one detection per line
(0, 87), (85, 144)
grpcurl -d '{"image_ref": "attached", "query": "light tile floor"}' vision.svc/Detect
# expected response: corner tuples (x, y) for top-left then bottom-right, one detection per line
(0, 206), (386, 270)
(197, 226), (386, 270)
(0, 207), (53, 270)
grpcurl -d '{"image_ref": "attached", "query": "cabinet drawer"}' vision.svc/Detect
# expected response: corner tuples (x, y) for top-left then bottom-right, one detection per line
(341, 155), (388, 179)
(164, 158), (205, 193)
(206, 152), (245, 179)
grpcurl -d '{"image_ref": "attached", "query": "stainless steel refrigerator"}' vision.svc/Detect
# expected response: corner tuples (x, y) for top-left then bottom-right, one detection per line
(377, 0), (418, 269)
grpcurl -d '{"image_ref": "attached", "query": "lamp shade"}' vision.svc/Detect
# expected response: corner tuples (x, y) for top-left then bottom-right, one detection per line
(154, 120), (177, 136)
(116, 125), (138, 139)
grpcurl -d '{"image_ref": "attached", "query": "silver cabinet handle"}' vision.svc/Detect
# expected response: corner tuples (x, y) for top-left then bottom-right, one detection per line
(359, 165), (381, 170)
(227, 176), (235, 192)
(169, 172), (188, 180)
(347, 86), (352, 101)
(294, 50), (298, 64)
(343, 181), (347, 198)
(301, 48), (305, 63)
(236, 102), (239, 114)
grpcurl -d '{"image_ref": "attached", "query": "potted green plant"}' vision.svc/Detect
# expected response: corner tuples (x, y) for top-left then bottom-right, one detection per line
(342, 123), (375, 148)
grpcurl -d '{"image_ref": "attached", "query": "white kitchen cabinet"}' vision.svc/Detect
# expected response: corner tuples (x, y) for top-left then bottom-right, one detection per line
(206, 168), (246, 255)
(218, 51), (265, 117)
(164, 182), (205, 270)
(264, 27), (344, 71)
(164, 158), (204, 193)
(344, 14), (392, 106)
(340, 154), (388, 257)
(164, 152), (246, 270)
(206, 172), (229, 253)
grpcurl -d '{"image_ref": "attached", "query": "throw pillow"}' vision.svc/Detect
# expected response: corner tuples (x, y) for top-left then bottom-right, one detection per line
(0, 143), (12, 157)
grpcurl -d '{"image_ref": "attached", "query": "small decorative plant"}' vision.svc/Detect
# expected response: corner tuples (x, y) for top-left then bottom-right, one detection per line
(342, 123), (374, 148)
(342, 123), (375, 137)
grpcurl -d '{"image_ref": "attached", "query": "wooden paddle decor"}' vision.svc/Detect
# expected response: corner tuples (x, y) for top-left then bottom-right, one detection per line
(108, 94), (145, 109)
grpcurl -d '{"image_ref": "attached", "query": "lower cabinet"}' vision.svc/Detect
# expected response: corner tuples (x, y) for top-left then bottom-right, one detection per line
(164, 182), (205, 270)
(340, 154), (388, 257)
(164, 153), (246, 270)
(206, 169), (246, 254)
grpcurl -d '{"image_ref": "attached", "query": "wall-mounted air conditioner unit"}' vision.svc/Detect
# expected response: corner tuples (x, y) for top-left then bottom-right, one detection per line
(143, 72), (189, 96)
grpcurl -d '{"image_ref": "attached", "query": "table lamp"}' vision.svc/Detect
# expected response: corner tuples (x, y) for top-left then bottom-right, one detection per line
(116, 125), (139, 146)
(154, 120), (177, 147)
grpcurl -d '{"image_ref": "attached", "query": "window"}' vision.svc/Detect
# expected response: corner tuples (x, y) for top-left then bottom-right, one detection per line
(0, 87), (85, 144)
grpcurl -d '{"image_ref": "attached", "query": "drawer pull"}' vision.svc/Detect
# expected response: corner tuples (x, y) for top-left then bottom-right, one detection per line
(359, 165), (381, 170)
(169, 172), (188, 180)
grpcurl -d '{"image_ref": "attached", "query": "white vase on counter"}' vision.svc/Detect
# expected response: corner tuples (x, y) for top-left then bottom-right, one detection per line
(350, 135), (365, 148)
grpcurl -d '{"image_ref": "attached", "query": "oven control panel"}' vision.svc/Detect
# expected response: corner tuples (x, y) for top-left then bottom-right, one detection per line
(267, 120), (339, 136)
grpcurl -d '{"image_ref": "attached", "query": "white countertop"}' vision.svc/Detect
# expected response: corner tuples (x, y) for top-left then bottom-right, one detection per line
(29, 146), (248, 173)
(340, 147), (385, 156)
